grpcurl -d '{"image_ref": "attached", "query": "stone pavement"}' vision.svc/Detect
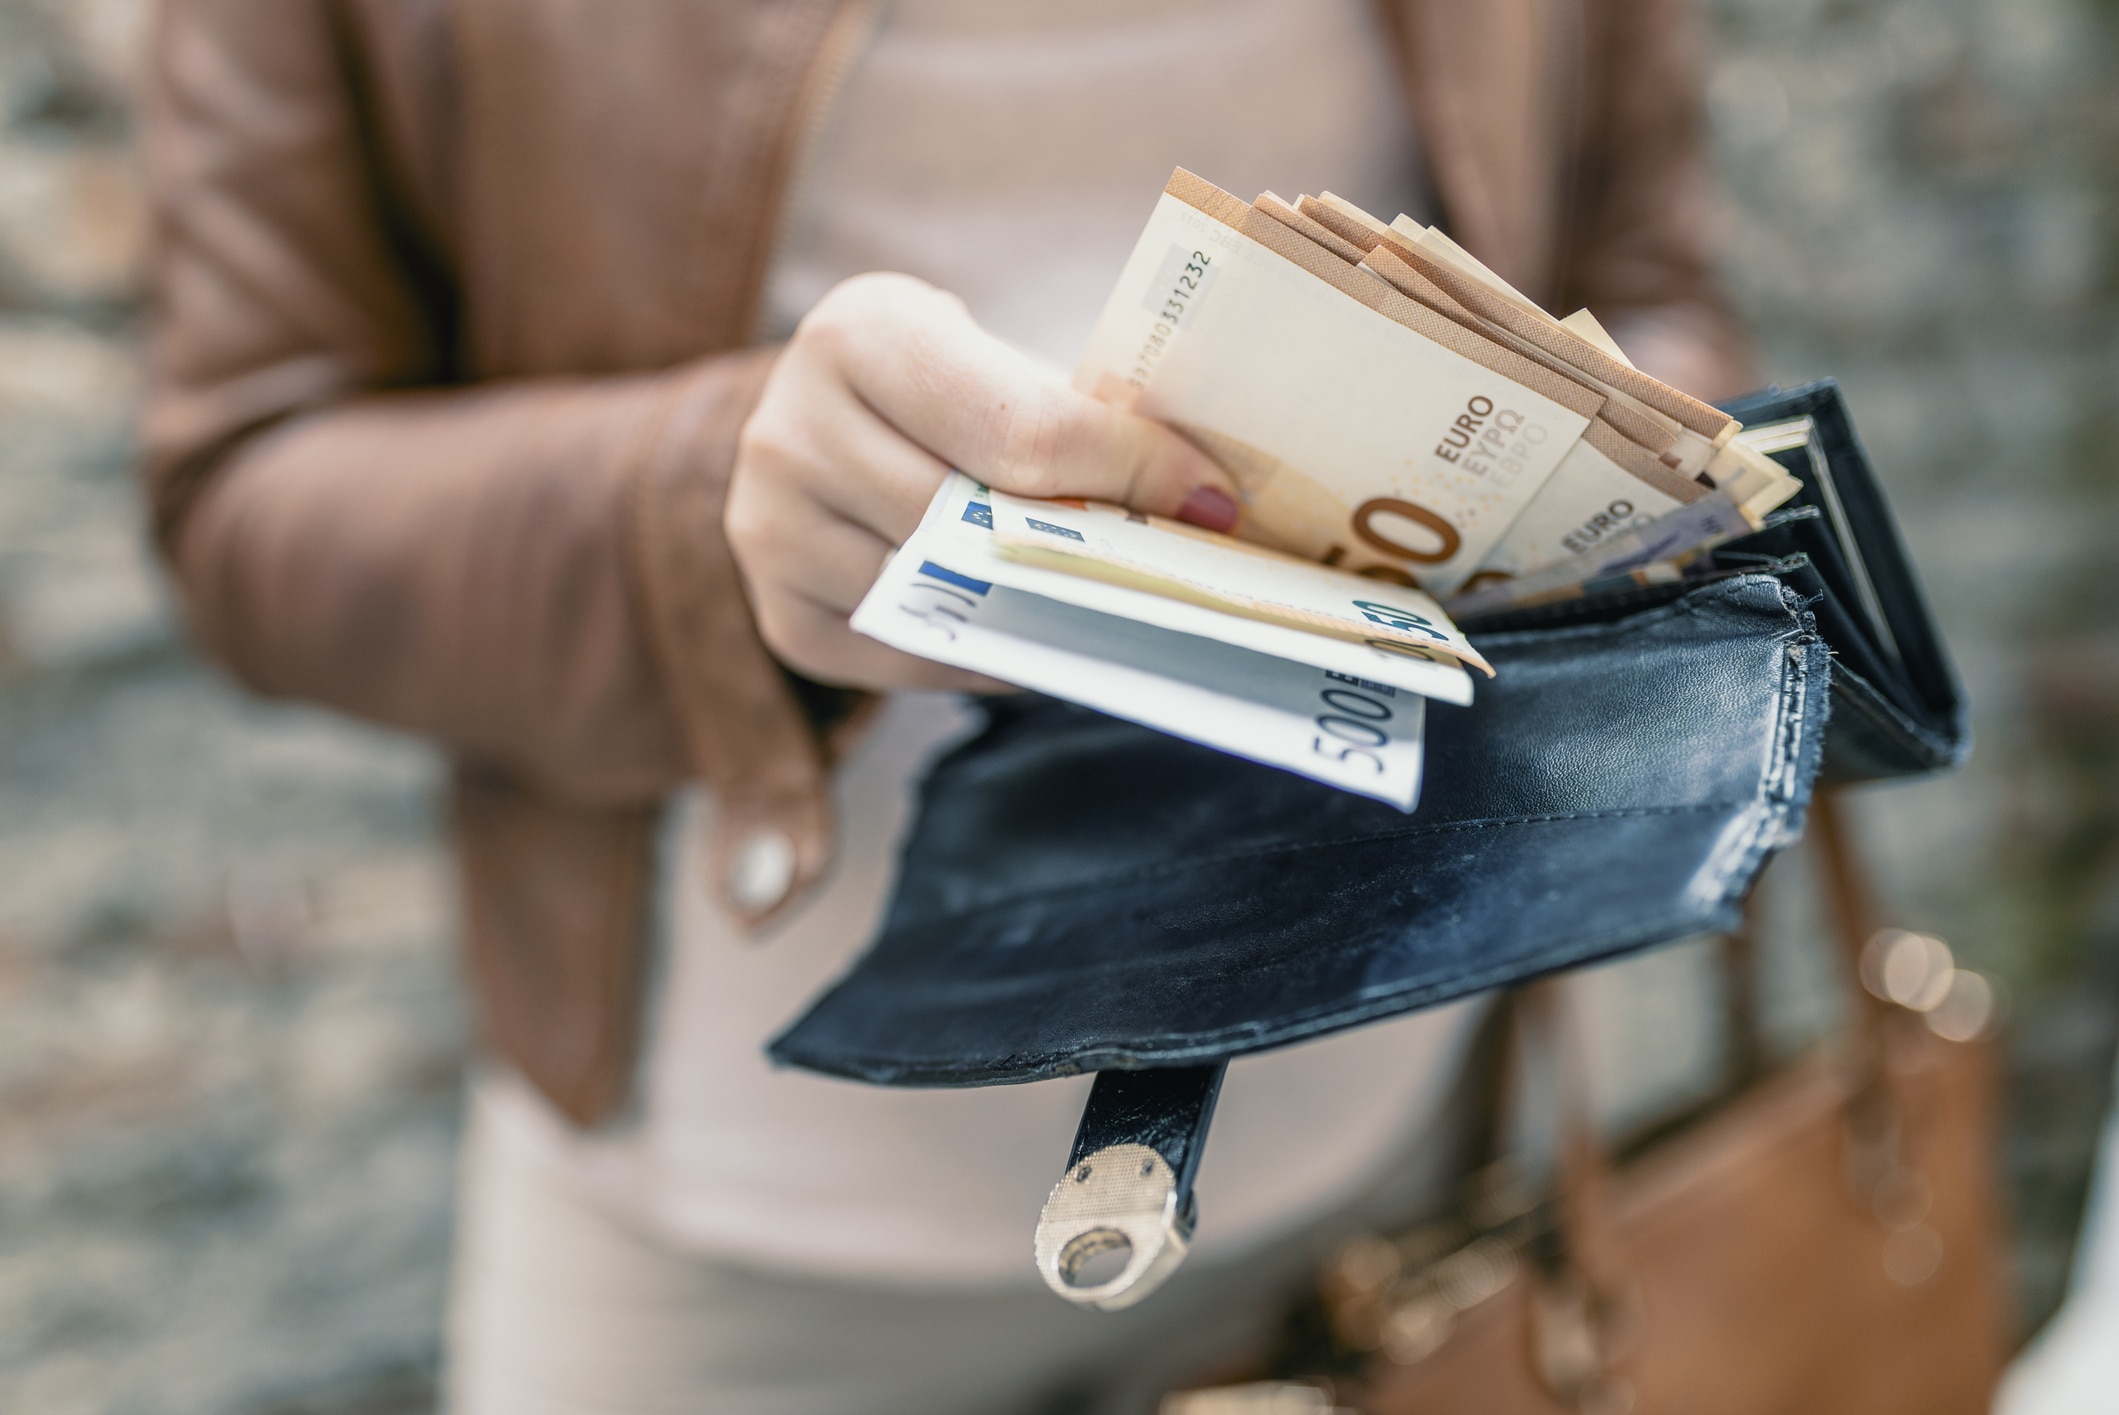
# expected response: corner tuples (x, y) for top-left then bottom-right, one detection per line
(0, 4), (459, 1412)
(0, 0), (2113, 1410)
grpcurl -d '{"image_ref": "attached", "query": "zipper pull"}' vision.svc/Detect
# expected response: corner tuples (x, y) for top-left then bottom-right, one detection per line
(1034, 1062), (1226, 1309)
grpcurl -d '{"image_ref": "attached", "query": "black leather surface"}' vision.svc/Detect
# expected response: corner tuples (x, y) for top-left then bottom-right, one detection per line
(1457, 381), (1969, 785)
(1717, 380), (1970, 781)
(1067, 1065), (1224, 1195)
(771, 575), (1832, 1087)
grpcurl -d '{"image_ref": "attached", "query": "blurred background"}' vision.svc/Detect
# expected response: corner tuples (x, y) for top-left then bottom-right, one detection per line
(0, 0), (2113, 1410)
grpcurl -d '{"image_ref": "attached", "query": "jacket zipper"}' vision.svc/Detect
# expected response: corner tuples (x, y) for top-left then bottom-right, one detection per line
(743, 0), (884, 344)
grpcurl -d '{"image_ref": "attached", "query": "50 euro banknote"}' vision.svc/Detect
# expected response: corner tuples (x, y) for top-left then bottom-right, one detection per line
(980, 487), (1491, 677)
(1073, 169), (1602, 597)
(1266, 191), (1800, 592)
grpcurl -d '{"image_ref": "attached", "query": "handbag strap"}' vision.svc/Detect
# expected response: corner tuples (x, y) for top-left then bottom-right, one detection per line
(1809, 786), (1900, 1060)
(1807, 786), (1953, 1256)
(1719, 890), (1768, 1090)
(1457, 791), (1898, 1402)
(1419, 978), (1635, 1404)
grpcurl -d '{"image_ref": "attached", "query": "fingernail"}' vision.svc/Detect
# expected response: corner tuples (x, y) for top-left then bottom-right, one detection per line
(1176, 485), (1239, 533)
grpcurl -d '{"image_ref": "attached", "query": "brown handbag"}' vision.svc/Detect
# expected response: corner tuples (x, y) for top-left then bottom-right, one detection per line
(1248, 791), (2010, 1415)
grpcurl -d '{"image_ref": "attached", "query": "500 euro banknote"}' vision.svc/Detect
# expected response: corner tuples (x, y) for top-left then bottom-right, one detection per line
(851, 476), (1431, 808)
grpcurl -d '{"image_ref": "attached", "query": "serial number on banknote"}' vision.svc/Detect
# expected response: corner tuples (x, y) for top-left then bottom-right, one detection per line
(1129, 247), (1219, 389)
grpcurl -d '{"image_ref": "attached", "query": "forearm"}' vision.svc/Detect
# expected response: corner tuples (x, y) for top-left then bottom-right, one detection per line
(168, 352), (778, 801)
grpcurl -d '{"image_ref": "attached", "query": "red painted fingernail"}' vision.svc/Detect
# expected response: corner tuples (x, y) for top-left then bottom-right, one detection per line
(1175, 485), (1239, 533)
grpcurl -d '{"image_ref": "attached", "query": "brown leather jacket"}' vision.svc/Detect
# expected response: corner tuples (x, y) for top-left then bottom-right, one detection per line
(142, 0), (1751, 1127)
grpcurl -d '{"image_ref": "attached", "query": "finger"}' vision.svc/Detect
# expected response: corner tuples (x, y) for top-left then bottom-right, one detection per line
(817, 276), (1241, 531)
(746, 508), (897, 619)
(774, 376), (955, 548)
(735, 489), (1014, 695)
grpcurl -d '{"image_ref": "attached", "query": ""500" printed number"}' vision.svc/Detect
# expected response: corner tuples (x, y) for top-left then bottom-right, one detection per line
(1311, 680), (1397, 774)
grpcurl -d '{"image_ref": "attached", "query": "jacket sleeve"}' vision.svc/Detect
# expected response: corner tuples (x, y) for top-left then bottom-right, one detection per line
(140, 0), (820, 815)
(1560, 0), (1755, 401)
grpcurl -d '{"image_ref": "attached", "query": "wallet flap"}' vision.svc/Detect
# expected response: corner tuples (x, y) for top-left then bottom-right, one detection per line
(770, 575), (1832, 1087)
(1719, 380), (1970, 776)
(1462, 382), (1968, 784)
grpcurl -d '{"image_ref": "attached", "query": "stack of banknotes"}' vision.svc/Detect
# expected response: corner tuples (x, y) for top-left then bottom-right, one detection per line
(852, 169), (1805, 810)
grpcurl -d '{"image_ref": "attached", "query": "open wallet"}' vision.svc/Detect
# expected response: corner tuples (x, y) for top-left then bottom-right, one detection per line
(767, 378), (1969, 1308)
(1461, 379), (1970, 784)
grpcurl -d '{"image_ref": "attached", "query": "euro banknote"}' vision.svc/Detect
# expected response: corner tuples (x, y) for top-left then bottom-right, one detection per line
(1073, 171), (1796, 609)
(1442, 491), (1761, 618)
(852, 480), (1429, 808)
(849, 169), (1811, 803)
(982, 488), (1492, 675)
(920, 473), (1474, 704)
(1471, 417), (1722, 585)
(1274, 194), (1800, 578)
(1072, 170), (1601, 597)
(1364, 211), (1800, 518)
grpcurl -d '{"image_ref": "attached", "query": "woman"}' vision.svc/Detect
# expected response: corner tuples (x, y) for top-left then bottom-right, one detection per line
(143, 1), (1750, 1409)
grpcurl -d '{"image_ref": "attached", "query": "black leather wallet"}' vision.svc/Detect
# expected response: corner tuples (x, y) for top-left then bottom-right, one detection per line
(1457, 379), (1969, 783)
(768, 379), (1965, 1305)
(772, 575), (1831, 1086)
(769, 381), (1962, 1089)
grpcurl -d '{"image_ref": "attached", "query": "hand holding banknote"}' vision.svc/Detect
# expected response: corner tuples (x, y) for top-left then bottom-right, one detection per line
(845, 169), (1809, 809)
(725, 272), (1242, 692)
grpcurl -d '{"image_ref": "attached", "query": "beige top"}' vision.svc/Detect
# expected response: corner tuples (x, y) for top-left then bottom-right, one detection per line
(763, 0), (1430, 367)
(490, 0), (1476, 1284)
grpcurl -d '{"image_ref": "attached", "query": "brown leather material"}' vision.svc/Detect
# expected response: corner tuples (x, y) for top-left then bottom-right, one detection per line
(1382, 0), (1574, 306)
(1559, 0), (1758, 398)
(1309, 802), (2008, 1412)
(450, 765), (659, 1128)
(140, 0), (1753, 1125)
(1350, 1035), (2005, 1414)
(623, 345), (840, 930)
(452, 0), (849, 372)
(1381, 0), (1754, 399)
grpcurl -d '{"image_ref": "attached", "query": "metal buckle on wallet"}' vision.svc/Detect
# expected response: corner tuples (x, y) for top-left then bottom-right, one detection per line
(1033, 1063), (1225, 1309)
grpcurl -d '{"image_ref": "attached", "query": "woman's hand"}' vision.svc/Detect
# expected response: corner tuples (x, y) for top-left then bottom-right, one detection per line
(725, 273), (1238, 692)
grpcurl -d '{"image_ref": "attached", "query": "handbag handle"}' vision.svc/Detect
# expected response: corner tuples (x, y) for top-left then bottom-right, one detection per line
(1809, 786), (1914, 1070)
(1346, 787), (1933, 1408)
(1538, 786), (1972, 1366)
(1511, 981), (1639, 1410)
(1521, 786), (1934, 1257)
(1389, 979), (1634, 1408)
(1808, 788), (1965, 1286)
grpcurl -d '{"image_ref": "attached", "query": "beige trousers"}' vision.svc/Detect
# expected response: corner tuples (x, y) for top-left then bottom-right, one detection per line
(441, 1076), (1462, 1415)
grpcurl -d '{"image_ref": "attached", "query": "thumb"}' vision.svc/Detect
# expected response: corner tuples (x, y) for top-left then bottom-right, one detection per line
(989, 381), (1242, 534)
(830, 276), (1241, 531)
